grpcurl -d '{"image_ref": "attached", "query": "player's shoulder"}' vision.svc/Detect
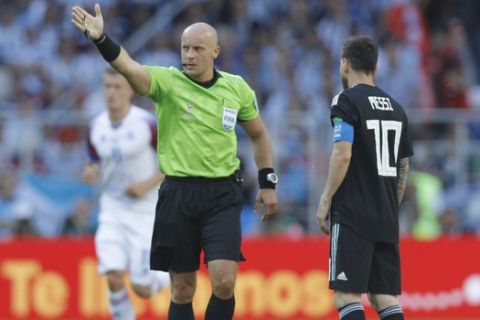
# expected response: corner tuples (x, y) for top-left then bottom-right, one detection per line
(218, 70), (250, 90)
(129, 105), (156, 123)
(88, 111), (109, 139)
(330, 91), (353, 109)
(343, 84), (368, 98)
(330, 92), (342, 108)
(217, 69), (242, 81)
(373, 86), (408, 114)
(90, 111), (109, 127)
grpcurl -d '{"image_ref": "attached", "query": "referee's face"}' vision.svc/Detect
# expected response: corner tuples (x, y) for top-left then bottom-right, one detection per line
(181, 26), (220, 82)
(102, 73), (133, 113)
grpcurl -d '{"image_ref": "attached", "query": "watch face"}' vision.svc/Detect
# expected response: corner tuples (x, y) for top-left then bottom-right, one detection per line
(267, 173), (278, 184)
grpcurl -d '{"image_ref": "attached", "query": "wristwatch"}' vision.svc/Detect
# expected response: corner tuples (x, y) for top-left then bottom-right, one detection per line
(266, 173), (279, 184)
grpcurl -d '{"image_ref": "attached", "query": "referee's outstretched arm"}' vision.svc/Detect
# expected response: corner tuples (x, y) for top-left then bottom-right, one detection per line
(71, 4), (151, 96)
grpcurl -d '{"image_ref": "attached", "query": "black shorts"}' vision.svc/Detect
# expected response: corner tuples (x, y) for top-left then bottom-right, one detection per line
(329, 223), (401, 295)
(150, 173), (245, 272)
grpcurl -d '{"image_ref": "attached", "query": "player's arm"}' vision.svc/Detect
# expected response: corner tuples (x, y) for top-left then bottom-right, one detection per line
(83, 128), (100, 185)
(82, 162), (100, 185)
(240, 116), (278, 220)
(126, 171), (165, 199)
(316, 117), (353, 234)
(320, 141), (352, 199)
(396, 157), (409, 205)
(71, 4), (151, 96)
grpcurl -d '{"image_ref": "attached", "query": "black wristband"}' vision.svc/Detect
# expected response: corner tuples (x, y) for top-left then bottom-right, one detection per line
(94, 33), (121, 62)
(258, 168), (277, 189)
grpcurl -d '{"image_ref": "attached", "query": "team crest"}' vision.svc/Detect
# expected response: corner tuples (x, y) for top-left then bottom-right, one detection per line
(186, 102), (193, 113)
(222, 107), (238, 131)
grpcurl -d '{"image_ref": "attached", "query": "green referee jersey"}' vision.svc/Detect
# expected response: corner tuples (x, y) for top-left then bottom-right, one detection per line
(144, 66), (259, 177)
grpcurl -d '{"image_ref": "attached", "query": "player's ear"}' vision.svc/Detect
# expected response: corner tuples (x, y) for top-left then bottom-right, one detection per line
(340, 58), (348, 73)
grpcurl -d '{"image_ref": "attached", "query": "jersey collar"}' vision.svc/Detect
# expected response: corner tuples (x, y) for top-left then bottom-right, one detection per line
(183, 69), (222, 88)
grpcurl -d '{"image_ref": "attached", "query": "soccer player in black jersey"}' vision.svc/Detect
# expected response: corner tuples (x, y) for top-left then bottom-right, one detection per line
(316, 35), (413, 320)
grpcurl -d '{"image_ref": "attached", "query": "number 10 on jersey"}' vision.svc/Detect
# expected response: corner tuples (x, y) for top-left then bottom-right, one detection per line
(366, 120), (402, 177)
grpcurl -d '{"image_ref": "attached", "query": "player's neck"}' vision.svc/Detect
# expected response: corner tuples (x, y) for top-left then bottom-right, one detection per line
(109, 105), (131, 124)
(348, 72), (375, 88)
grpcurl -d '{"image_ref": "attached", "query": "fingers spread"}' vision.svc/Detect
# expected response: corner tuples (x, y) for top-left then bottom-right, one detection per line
(71, 19), (85, 31)
(95, 3), (102, 17)
(72, 6), (91, 23)
(270, 202), (278, 213)
(77, 6), (91, 18)
(72, 11), (83, 22)
(254, 197), (261, 213)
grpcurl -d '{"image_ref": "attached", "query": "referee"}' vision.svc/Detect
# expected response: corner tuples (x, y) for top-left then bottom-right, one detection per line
(316, 35), (413, 320)
(72, 4), (278, 320)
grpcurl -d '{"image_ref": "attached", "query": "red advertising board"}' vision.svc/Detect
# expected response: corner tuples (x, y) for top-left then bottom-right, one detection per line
(0, 237), (479, 319)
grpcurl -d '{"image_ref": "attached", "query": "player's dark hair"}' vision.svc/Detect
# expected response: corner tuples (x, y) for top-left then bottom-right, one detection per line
(341, 35), (378, 75)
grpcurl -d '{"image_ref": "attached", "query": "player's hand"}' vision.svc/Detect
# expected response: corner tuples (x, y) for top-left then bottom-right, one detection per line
(82, 163), (100, 185)
(316, 195), (331, 235)
(71, 4), (104, 41)
(255, 189), (278, 221)
(126, 182), (148, 199)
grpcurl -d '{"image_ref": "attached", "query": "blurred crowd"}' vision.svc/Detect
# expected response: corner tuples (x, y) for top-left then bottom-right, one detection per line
(1, 0), (480, 239)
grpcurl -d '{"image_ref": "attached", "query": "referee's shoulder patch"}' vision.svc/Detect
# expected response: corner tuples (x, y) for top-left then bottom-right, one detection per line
(330, 92), (341, 108)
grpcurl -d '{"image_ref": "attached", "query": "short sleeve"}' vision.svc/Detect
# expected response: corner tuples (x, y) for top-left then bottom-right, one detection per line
(143, 65), (173, 102)
(237, 80), (259, 121)
(148, 116), (158, 151)
(330, 92), (359, 127)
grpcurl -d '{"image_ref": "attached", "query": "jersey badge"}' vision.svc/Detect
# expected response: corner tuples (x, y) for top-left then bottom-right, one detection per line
(222, 107), (238, 131)
(180, 102), (196, 120)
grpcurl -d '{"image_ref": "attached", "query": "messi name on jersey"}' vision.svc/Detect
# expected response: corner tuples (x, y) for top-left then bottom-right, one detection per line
(368, 96), (393, 111)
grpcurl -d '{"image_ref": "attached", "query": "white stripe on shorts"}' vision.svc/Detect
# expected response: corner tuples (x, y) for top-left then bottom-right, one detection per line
(330, 223), (340, 281)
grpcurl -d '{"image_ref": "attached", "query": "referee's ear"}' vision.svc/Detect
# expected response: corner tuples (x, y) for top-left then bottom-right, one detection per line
(212, 45), (220, 60)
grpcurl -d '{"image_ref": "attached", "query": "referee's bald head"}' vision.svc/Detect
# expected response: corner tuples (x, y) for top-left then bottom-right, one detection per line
(182, 22), (219, 47)
(181, 22), (220, 81)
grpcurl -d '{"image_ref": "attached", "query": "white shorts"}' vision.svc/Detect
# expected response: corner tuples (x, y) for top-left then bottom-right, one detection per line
(95, 211), (156, 287)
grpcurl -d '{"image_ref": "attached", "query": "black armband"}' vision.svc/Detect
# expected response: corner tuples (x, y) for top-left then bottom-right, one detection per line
(258, 168), (278, 189)
(93, 33), (121, 62)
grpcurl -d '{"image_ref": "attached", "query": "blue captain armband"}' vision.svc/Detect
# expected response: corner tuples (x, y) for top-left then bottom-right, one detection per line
(332, 117), (354, 143)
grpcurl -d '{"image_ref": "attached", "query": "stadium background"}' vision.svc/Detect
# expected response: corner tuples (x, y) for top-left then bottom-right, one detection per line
(0, 0), (480, 319)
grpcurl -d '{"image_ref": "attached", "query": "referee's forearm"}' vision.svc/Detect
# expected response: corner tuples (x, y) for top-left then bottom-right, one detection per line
(108, 48), (151, 96)
(251, 132), (273, 169)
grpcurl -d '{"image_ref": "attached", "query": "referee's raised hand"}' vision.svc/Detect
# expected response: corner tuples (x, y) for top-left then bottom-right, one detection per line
(71, 3), (104, 41)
